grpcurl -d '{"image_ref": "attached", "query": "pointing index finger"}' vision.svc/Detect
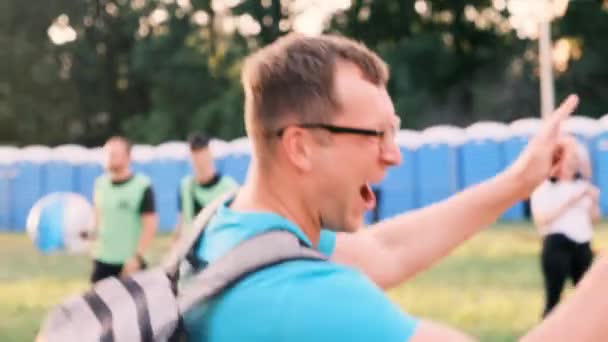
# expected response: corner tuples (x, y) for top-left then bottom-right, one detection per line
(554, 94), (579, 121)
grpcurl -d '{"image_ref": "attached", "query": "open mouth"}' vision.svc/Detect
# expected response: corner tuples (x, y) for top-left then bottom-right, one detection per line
(359, 182), (377, 210)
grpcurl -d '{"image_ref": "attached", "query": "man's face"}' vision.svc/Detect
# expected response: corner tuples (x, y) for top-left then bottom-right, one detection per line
(310, 62), (402, 233)
(104, 140), (130, 173)
(191, 147), (213, 175)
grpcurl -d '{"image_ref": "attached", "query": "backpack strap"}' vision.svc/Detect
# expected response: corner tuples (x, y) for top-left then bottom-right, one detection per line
(177, 230), (327, 314)
(161, 187), (239, 277)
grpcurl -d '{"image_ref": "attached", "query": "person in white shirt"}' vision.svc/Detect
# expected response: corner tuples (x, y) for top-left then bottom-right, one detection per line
(531, 135), (601, 317)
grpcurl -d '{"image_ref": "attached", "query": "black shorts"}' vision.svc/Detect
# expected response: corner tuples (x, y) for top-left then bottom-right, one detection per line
(90, 258), (148, 283)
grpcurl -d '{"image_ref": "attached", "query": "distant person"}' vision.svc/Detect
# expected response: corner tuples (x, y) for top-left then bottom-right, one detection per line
(89, 136), (158, 283)
(172, 132), (238, 242)
(531, 135), (601, 317)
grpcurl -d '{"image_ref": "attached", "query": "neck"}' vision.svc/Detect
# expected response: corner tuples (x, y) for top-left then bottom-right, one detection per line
(110, 168), (131, 182)
(231, 164), (322, 247)
(195, 167), (216, 184)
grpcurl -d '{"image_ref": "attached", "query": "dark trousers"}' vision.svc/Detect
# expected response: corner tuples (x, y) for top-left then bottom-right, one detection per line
(91, 259), (148, 283)
(541, 233), (593, 317)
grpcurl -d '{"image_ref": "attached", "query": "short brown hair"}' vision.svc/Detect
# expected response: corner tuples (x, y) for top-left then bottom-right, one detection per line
(241, 33), (389, 144)
(105, 135), (132, 154)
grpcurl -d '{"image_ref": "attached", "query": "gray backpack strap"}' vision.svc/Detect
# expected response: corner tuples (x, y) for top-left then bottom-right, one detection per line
(177, 230), (327, 314)
(161, 187), (239, 276)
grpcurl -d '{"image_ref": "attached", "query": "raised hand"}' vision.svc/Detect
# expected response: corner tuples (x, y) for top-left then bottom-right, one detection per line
(507, 95), (579, 199)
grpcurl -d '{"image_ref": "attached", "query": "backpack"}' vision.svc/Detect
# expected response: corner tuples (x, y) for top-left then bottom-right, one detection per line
(36, 189), (327, 342)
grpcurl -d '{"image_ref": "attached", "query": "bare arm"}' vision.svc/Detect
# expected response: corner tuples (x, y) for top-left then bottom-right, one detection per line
(588, 186), (601, 224)
(521, 255), (608, 342)
(334, 170), (524, 289)
(136, 212), (157, 256)
(121, 185), (158, 276)
(590, 202), (601, 224)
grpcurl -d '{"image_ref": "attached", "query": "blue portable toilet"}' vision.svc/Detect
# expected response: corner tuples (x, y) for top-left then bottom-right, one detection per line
(12, 146), (51, 231)
(376, 129), (420, 220)
(564, 116), (600, 147)
(460, 122), (510, 188)
(503, 117), (542, 221)
(45, 145), (85, 194)
(222, 137), (250, 185)
(76, 147), (104, 202)
(0, 147), (18, 230)
(153, 142), (190, 232)
(131, 144), (156, 177)
(416, 125), (465, 208)
(593, 124), (608, 215)
(209, 138), (231, 176)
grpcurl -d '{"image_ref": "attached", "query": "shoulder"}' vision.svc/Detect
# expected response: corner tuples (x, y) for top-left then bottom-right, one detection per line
(208, 261), (418, 341)
(280, 263), (417, 341)
(94, 174), (109, 188)
(180, 175), (194, 187)
(219, 175), (239, 188)
(133, 173), (152, 187)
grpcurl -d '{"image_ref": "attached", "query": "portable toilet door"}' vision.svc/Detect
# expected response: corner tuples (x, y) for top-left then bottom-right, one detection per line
(12, 146), (51, 231)
(224, 137), (250, 185)
(460, 122), (510, 188)
(76, 147), (104, 202)
(45, 145), (84, 195)
(209, 139), (231, 177)
(502, 135), (528, 221)
(0, 147), (18, 231)
(154, 142), (189, 232)
(377, 130), (420, 220)
(416, 126), (465, 208)
(131, 145), (155, 177)
(461, 122), (522, 221)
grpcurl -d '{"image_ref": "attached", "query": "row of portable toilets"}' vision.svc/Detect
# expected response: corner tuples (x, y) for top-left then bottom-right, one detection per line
(2, 116), (608, 232)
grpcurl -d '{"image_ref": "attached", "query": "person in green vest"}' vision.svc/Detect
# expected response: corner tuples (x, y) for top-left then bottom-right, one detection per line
(89, 136), (158, 283)
(173, 132), (238, 241)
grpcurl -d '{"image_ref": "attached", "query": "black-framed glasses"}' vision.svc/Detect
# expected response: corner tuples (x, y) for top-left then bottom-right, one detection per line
(276, 122), (400, 150)
(276, 123), (384, 138)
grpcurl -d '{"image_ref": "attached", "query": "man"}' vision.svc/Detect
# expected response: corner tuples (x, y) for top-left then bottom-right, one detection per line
(185, 34), (608, 341)
(172, 132), (238, 242)
(90, 136), (158, 283)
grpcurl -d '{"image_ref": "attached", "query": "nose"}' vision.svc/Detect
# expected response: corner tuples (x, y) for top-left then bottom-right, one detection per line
(380, 140), (402, 166)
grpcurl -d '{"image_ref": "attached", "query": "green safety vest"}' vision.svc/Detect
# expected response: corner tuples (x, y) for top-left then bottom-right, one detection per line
(180, 175), (238, 229)
(93, 174), (151, 264)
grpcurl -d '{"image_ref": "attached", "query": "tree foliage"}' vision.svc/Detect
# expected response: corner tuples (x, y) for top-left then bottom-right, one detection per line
(2, 0), (607, 146)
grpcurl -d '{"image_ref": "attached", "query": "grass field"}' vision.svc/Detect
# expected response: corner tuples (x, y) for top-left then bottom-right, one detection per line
(2, 223), (608, 341)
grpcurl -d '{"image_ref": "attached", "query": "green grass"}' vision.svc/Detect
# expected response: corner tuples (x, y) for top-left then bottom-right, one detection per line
(2, 224), (608, 341)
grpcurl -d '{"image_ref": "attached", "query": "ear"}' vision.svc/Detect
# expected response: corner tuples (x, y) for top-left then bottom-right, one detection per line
(280, 127), (313, 172)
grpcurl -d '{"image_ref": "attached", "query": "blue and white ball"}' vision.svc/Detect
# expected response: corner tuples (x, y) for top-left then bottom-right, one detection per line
(26, 192), (95, 254)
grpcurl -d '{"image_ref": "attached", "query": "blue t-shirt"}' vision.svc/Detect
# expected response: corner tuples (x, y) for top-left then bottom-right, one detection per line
(184, 204), (418, 341)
